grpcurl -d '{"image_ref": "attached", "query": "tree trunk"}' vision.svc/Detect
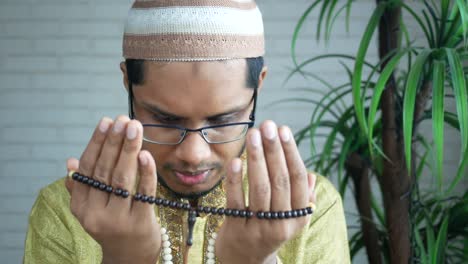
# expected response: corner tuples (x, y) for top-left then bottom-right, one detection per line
(376, 1), (411, 263)
(347, 153), (382, 264)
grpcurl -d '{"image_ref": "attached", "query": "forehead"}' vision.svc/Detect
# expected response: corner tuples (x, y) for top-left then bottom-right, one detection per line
(133, 59), (253, 117)
(144, 59), (247, 82)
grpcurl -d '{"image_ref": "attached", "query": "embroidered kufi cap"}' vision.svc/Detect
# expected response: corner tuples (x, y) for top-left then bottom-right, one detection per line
(122, 0), (265, 61)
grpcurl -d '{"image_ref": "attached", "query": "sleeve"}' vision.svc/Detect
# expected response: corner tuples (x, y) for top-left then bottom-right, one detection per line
(23, 178), (102, 264)
(277, 176), (351, 263)
(23, 188), (76, 264)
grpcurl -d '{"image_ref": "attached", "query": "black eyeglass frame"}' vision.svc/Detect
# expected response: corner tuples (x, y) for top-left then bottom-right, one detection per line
(127, 83), (258, 145)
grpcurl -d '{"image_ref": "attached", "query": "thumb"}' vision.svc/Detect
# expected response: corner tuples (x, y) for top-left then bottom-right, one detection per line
(65, 157), (80, 195)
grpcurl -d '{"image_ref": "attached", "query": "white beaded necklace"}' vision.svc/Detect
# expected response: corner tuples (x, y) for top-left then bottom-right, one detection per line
(160, 227), (218, 264)
(161, 228), (173, 264)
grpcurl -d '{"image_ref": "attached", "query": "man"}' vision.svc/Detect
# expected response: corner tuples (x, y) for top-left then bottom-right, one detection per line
(24, 1), (350, 263)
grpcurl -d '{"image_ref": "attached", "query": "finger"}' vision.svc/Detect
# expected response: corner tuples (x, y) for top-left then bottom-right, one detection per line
(89, 116), (128, 208)
(132, 150), (158, 214)
(65, 158), (80, 195)
(65, 178), (73, 195)
(308, 172), (317, 205)
(225, 158), (246, 213)
(279, 126), (308, 209)
(246, 129), (271, 212)
(74, 118), (112, 204)
(261, 121), (291, 211)
(108, 120), (143, 210)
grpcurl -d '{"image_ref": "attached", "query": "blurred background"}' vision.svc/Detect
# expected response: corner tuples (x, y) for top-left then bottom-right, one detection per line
(0, 0), (466, 263)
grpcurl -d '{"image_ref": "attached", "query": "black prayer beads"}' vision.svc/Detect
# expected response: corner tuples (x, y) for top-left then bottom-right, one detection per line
(70, 171), (314, 219)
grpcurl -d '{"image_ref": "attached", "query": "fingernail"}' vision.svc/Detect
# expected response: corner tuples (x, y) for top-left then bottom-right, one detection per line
(231, 159), (241, 173)
(113, 120), (125, 133)
(264, 122), (277, 140)
(99, 119), (110, 133)
(139, 152), (148, 165)
(127, 123), (137, 140)
(280, 127), (291, 142)
(250, 130), (261, 147)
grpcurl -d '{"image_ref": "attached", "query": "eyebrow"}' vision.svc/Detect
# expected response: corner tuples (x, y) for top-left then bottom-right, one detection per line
(140, 100), (249, 120)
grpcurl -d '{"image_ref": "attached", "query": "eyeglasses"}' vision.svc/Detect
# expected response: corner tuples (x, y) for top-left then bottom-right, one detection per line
(141, 122), (254, 145)
(128, 84), (257, 145)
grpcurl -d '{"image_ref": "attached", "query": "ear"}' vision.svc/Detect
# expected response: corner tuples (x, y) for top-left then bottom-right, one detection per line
(256, 66), (268, 93)
(120, 61), (129, 92)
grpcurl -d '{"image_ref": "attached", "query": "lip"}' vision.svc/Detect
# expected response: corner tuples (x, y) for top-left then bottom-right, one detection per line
(174, 169), (211, 186)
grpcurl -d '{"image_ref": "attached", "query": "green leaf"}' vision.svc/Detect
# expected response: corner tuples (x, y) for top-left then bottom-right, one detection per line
(291, 0), (322, 67)
(441, 0), (450, 21)
(284, 53), (377, 89)
(456, 0), (468, 45)
(422, 10), (437, 48)
(326, 4), (348, 45)
(426, 217), (436, 261)
(445, 48), (468, 152)
(367, 48), (412, 159)
(433, 215), (449, 264)
(442, 0), (461, 45)
(401, 3), (434, 46)
(443, 111), (461, 130)
(285, 71), (348, 115)
(432, 60), (446, 193)
(415, 228), (428, 264)
(317, 123), (340, 173)
(421, 110), (461, 131)
(338, 171), (350, 198)
(416, 140), (431, 181)
(371, 194), (385, 226)
(321, 156), (340, 177)
(317, 0), (331, 42)
(361, 47), (400, 104)
(447, 25), (466, 47)
(316, 108), (354, 173)
(352, 2), (387, 137)
(448, 146), (468, 194)
(445, 48), (468, 193)
(345, 0), (353, 34)
(338, 129), (355, 196)
(285, 53), (378, 85)
(403, 50), (432, 174)
(423, 1), (442, 47)
(349, 231), (364, 260)
(447, 194), (468, 236)
(324, 0), (339, 43)
(308, 84), (352, 156)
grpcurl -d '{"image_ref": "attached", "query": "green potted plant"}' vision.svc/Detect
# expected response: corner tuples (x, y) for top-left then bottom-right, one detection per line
(281, 1), (468, 263)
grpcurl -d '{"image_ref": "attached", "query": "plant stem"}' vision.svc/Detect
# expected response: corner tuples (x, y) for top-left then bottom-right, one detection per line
(376, 1), (411, 263)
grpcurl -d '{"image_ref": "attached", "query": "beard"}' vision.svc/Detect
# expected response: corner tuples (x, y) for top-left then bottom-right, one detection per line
(157, 143), (246, 201)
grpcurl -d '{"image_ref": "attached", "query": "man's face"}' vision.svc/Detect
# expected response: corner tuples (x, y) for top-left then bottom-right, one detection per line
(126, 60), (261, 198)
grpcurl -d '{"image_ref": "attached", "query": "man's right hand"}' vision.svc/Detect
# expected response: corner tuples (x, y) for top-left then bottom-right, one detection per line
(65, 116), (161, 264)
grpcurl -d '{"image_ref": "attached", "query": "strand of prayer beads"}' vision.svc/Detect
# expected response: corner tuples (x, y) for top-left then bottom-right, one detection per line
(69, 171), (316, 219)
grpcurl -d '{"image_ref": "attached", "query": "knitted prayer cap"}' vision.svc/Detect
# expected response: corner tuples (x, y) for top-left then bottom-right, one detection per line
(122, 0), (265, 61)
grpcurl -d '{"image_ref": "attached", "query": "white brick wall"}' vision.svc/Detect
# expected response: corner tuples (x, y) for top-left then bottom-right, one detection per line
(0, 0), (465, 263)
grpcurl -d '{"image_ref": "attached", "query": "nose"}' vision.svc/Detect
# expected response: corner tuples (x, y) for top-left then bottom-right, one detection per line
(174, 131), (212, 166)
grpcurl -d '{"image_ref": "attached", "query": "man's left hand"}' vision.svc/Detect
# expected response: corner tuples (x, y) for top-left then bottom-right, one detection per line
(216, 120), (317, 264)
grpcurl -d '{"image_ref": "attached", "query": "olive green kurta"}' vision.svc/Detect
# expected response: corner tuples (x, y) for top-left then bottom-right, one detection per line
(24, 174), (350, 263)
